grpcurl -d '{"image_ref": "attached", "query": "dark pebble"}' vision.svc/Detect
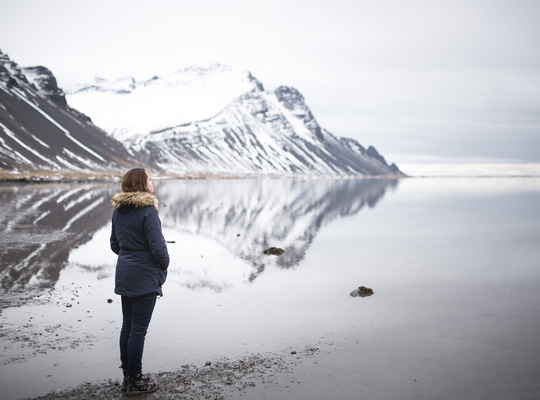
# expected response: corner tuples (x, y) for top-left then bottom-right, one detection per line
(263, 247), (285, 256)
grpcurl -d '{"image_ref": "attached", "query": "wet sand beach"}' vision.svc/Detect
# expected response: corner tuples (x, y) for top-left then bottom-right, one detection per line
(20, 323), (540, 400)
(20, 347), (319, 400)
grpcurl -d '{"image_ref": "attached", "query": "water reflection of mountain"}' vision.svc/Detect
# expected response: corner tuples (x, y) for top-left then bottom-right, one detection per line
(0, 178), (398, 291)
(0, 183), (116, 290)
(156, 178), (399, 282)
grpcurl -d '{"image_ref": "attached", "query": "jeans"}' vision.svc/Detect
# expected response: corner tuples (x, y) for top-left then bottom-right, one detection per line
(120, 293), (157, 375)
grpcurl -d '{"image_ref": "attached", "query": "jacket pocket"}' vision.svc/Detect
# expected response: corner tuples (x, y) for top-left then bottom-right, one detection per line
(157, 269), (167, 287)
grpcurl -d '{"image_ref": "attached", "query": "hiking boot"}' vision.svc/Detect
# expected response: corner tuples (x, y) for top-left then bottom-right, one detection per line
(125, 373), (157, 396)
(121, 368), (129, 392)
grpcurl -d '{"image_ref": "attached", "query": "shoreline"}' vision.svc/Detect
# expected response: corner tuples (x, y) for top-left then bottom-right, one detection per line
(0, 170), (407, 183)
(21, 346), (321, 400)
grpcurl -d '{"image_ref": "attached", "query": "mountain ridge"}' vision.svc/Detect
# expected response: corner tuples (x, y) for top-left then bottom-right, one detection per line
(129, 84), (402, 175)
(1, 50), (404, 179)
(0, 49), (138, 179)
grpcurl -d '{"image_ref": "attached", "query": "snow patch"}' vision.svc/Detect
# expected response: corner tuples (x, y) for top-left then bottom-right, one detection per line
(67, 65), (259, 142)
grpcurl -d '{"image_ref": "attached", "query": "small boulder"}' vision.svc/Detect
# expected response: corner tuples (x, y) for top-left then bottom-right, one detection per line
(350, 286), (374, 297)
(263, 247), (284, 256)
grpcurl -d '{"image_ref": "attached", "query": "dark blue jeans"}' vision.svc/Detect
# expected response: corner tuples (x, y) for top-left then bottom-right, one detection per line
(120, 293), (157, 375)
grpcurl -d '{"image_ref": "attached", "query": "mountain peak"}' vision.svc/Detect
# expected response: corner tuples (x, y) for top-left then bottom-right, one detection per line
(274, 86), (305, 110)
(175, 63), (232, 75)
(23, 66), (67, 107)
(66, 65), (267, 141)
(0, 51), (29, 89)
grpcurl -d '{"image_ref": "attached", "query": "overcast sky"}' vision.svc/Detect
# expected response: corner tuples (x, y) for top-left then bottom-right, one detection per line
(2, 0), (539, 175)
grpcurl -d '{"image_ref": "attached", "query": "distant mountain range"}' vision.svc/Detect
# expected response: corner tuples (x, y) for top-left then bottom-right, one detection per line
(0, 49), (404, 178)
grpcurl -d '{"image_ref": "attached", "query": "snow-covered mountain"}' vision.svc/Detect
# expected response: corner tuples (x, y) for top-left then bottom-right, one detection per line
(68, 65), (404, 176)
(0, 50), (136, 178)
(1, 48), (403, 178)
(68, 65), (260, 143)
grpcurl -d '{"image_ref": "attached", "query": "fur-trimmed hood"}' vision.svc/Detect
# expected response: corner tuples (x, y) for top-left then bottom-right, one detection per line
(111, 191), (159, 211)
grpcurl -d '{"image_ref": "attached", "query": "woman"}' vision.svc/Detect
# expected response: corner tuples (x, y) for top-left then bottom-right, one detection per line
(110, 168), (169, 396)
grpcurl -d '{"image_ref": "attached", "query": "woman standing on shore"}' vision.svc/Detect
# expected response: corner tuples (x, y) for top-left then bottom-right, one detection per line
(110, 168), (169, 396)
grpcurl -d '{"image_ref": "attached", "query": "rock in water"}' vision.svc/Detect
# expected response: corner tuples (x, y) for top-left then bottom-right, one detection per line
(350, 286), (374, 297)
(263, 247), (284, 256)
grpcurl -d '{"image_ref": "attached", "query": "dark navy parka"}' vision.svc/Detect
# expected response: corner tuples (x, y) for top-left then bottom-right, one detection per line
(110, 191), (169, 297)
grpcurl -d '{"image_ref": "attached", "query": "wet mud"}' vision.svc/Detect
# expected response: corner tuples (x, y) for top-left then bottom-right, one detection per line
(22, 347), (320, 400)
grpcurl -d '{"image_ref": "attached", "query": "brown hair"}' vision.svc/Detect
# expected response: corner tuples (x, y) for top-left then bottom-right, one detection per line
(122, 168), (149, 193)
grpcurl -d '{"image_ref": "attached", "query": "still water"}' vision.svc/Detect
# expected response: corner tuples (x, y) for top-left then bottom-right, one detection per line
(1, 177), (539, 399)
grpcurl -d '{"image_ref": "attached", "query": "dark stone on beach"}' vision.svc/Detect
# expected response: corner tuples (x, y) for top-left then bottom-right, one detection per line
(350, 286), (374, 297)
(263, 247), (284, 256)
(205, 361), (212, 366)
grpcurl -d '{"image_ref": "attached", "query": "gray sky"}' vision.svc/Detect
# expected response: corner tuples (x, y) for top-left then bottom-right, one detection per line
(2, 0), (539, 175)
